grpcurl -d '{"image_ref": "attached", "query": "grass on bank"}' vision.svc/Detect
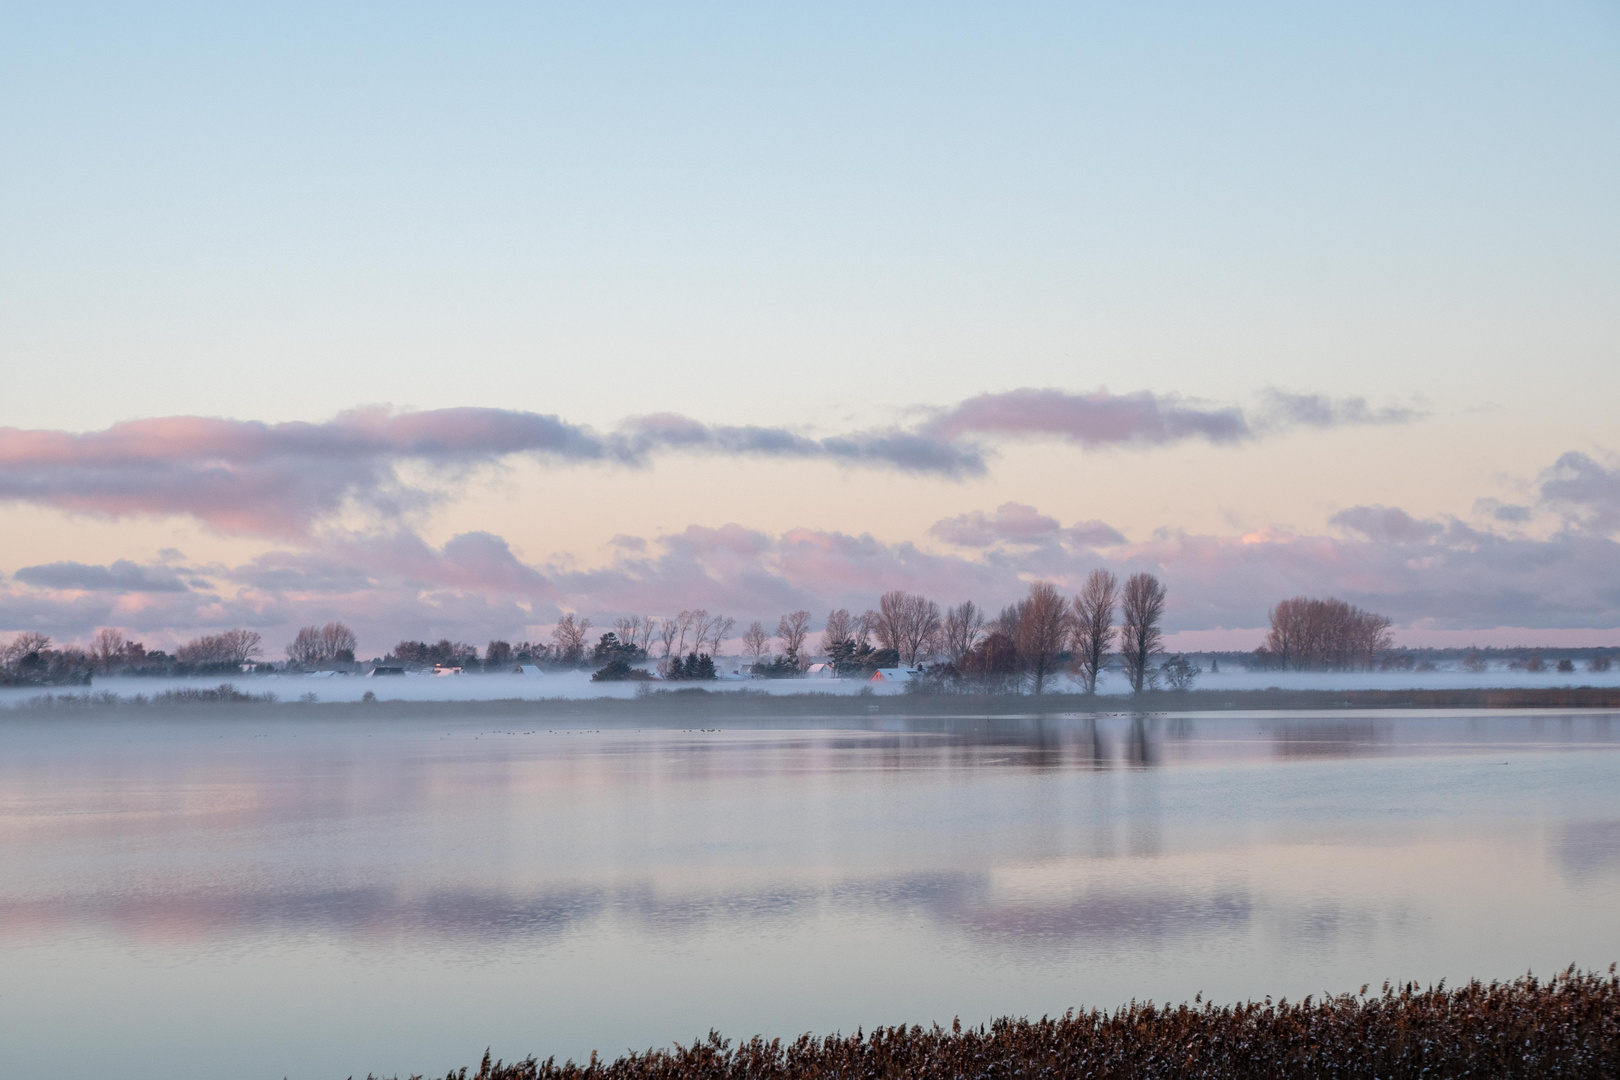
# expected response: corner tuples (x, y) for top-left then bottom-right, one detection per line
(383, 967), (1619, 1080)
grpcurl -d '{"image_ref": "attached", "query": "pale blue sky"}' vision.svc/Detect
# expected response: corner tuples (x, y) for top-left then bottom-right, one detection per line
(3, 1), (1616, 430)
(3, 2), (1620, 646)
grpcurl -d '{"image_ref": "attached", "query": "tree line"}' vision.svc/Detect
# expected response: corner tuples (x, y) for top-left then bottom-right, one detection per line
(8, 587), (1524, 690)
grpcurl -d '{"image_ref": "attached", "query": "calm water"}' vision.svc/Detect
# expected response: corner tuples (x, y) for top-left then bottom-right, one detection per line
(1, 708), (1618, 1079)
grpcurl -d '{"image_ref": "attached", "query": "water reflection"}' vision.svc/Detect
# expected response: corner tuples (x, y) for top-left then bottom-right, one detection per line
(1267, 720), (1392, 758)
(0, 874), (1267, 951)
(1556, 820), (1620, 882)
(1, 710), (1617, 1079)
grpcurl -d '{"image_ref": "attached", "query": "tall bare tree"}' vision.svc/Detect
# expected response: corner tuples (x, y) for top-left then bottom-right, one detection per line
(674, 610), (698, 657)
(708, 616), (735, 657)
(776, 610), (813, 666)
(1, 632), (51, 670)
(873, 590), (942, 667)
(219, 628), (263, 665)
(1013, 581), (1071, 693)
(871, 593), (906, 656)
(1262, 597), (1392, 671)
(1071, 569), (1119, 693)
(821, 609), (859, 656)
(286, 626), (324, 666)
(551, 614), (592, 664)
(688, 610), (717, 655)
(903, 597), (942, 666)
(614, 616), (638, 648)
(632, 616), (656, 653)
(91, 627), (126, 672)
(940, 601), (985, 666)
(1120, 572), (1167, 693)
(741, 621), (771, 663)
(318, 622), (357, 660)
(657, 617), (680, 658)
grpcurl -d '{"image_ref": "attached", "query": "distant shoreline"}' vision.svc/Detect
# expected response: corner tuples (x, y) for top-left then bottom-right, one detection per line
(7, 683), (1620, 719)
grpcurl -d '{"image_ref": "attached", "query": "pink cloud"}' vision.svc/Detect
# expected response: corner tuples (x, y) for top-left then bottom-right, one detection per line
(0, 389), (1424, 538)
(7, 451), (1619, 650)
(929, 502), (1126, 550)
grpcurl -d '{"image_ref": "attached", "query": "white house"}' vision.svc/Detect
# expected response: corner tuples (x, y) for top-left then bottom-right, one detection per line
(805, 663), (837, 679)
(869, 668), (915, 684)
(432, 665), (463, 676)
(512, 664), (543, 676)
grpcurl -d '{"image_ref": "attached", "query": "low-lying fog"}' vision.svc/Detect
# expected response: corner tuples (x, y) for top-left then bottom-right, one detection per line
(6, 661), (1620, 706)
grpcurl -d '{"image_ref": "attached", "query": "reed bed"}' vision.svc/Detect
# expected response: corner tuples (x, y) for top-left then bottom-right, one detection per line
(401, 967), (1620, 1080)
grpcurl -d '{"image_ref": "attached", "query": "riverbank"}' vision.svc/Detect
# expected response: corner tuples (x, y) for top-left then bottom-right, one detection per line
(7, 683), (1620, 720)
(402, 968), (1619, 1080)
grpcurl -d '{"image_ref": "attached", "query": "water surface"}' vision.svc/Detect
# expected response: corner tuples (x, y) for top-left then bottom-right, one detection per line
(1, 708), (1617, 1079)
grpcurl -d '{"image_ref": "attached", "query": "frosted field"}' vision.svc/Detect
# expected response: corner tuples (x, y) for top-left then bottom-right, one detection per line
(5, 661), (1620, 706)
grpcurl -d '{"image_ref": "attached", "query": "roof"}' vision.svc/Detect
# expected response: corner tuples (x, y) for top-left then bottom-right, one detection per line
(870, 668), (915, 682)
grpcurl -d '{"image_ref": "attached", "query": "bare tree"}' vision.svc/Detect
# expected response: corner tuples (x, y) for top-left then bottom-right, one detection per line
(1, 632), (51, 670)
(219, 628), (263, 665)
(959, 629), (1019, 692)
(902, 597), (942, 666)
(939, 601), (985, 666)
(486, 640), (514, 666)
(180, 629), (262, 666)
(551, 614), (592, 664)
(657, 617), (680, 658)
(1071, 569), (1119, 694)
(873, 590), (942, 667)
(674, 610), (697, 657)
(91, 627), (126, 672)
(688, 610), (717, 655)
(632, 616), (656, 653)
(708, 616), (735, 658)
(1262, 597), (1392, 671)
(775, 610), (813, 667)
(319, 622), (357, 660)
(871, 593), (906, 655)
(1120, 572), (1167, 693)
(742, 621), (771, 663)
(286, 626), (324, 666)
(1013, 581), (1071, 693)
(821, 609), (859, 656)
(614, 616), (638, 647)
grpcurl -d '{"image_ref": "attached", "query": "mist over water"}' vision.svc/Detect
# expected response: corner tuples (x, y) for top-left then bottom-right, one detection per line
(6, 662), (1620, 708)
(1, 709), (1617, 1079)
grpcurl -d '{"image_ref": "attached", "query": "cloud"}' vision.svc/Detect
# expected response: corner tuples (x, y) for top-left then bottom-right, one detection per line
(614, 415), (984, 477)
(921, 388), (1251, 448)
(929, 502), (1126, 550)
(930, 503), (1062, 547)
(12, 559), (190, 593)
(1329, 505), (1443, 544)
(1474, 498), (1533, 524)
(0, 388), (1423, 538)
(1539, 451), (1620, 535)
(0, 407), (612, 539)
(1255, 390), (1425, 430)
(7, 476), (1620, 651)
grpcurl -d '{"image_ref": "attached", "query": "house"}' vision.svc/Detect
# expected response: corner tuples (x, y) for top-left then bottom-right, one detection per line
(432, 665), (463, 676)
(512, 664), (543, 676)
(805, 663), (837, 679)
(368, 666), (405, 677)
(870, 668), (915, 683)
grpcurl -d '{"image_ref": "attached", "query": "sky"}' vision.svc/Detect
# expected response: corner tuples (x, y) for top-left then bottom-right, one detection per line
(2, 1), (1618, 655)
